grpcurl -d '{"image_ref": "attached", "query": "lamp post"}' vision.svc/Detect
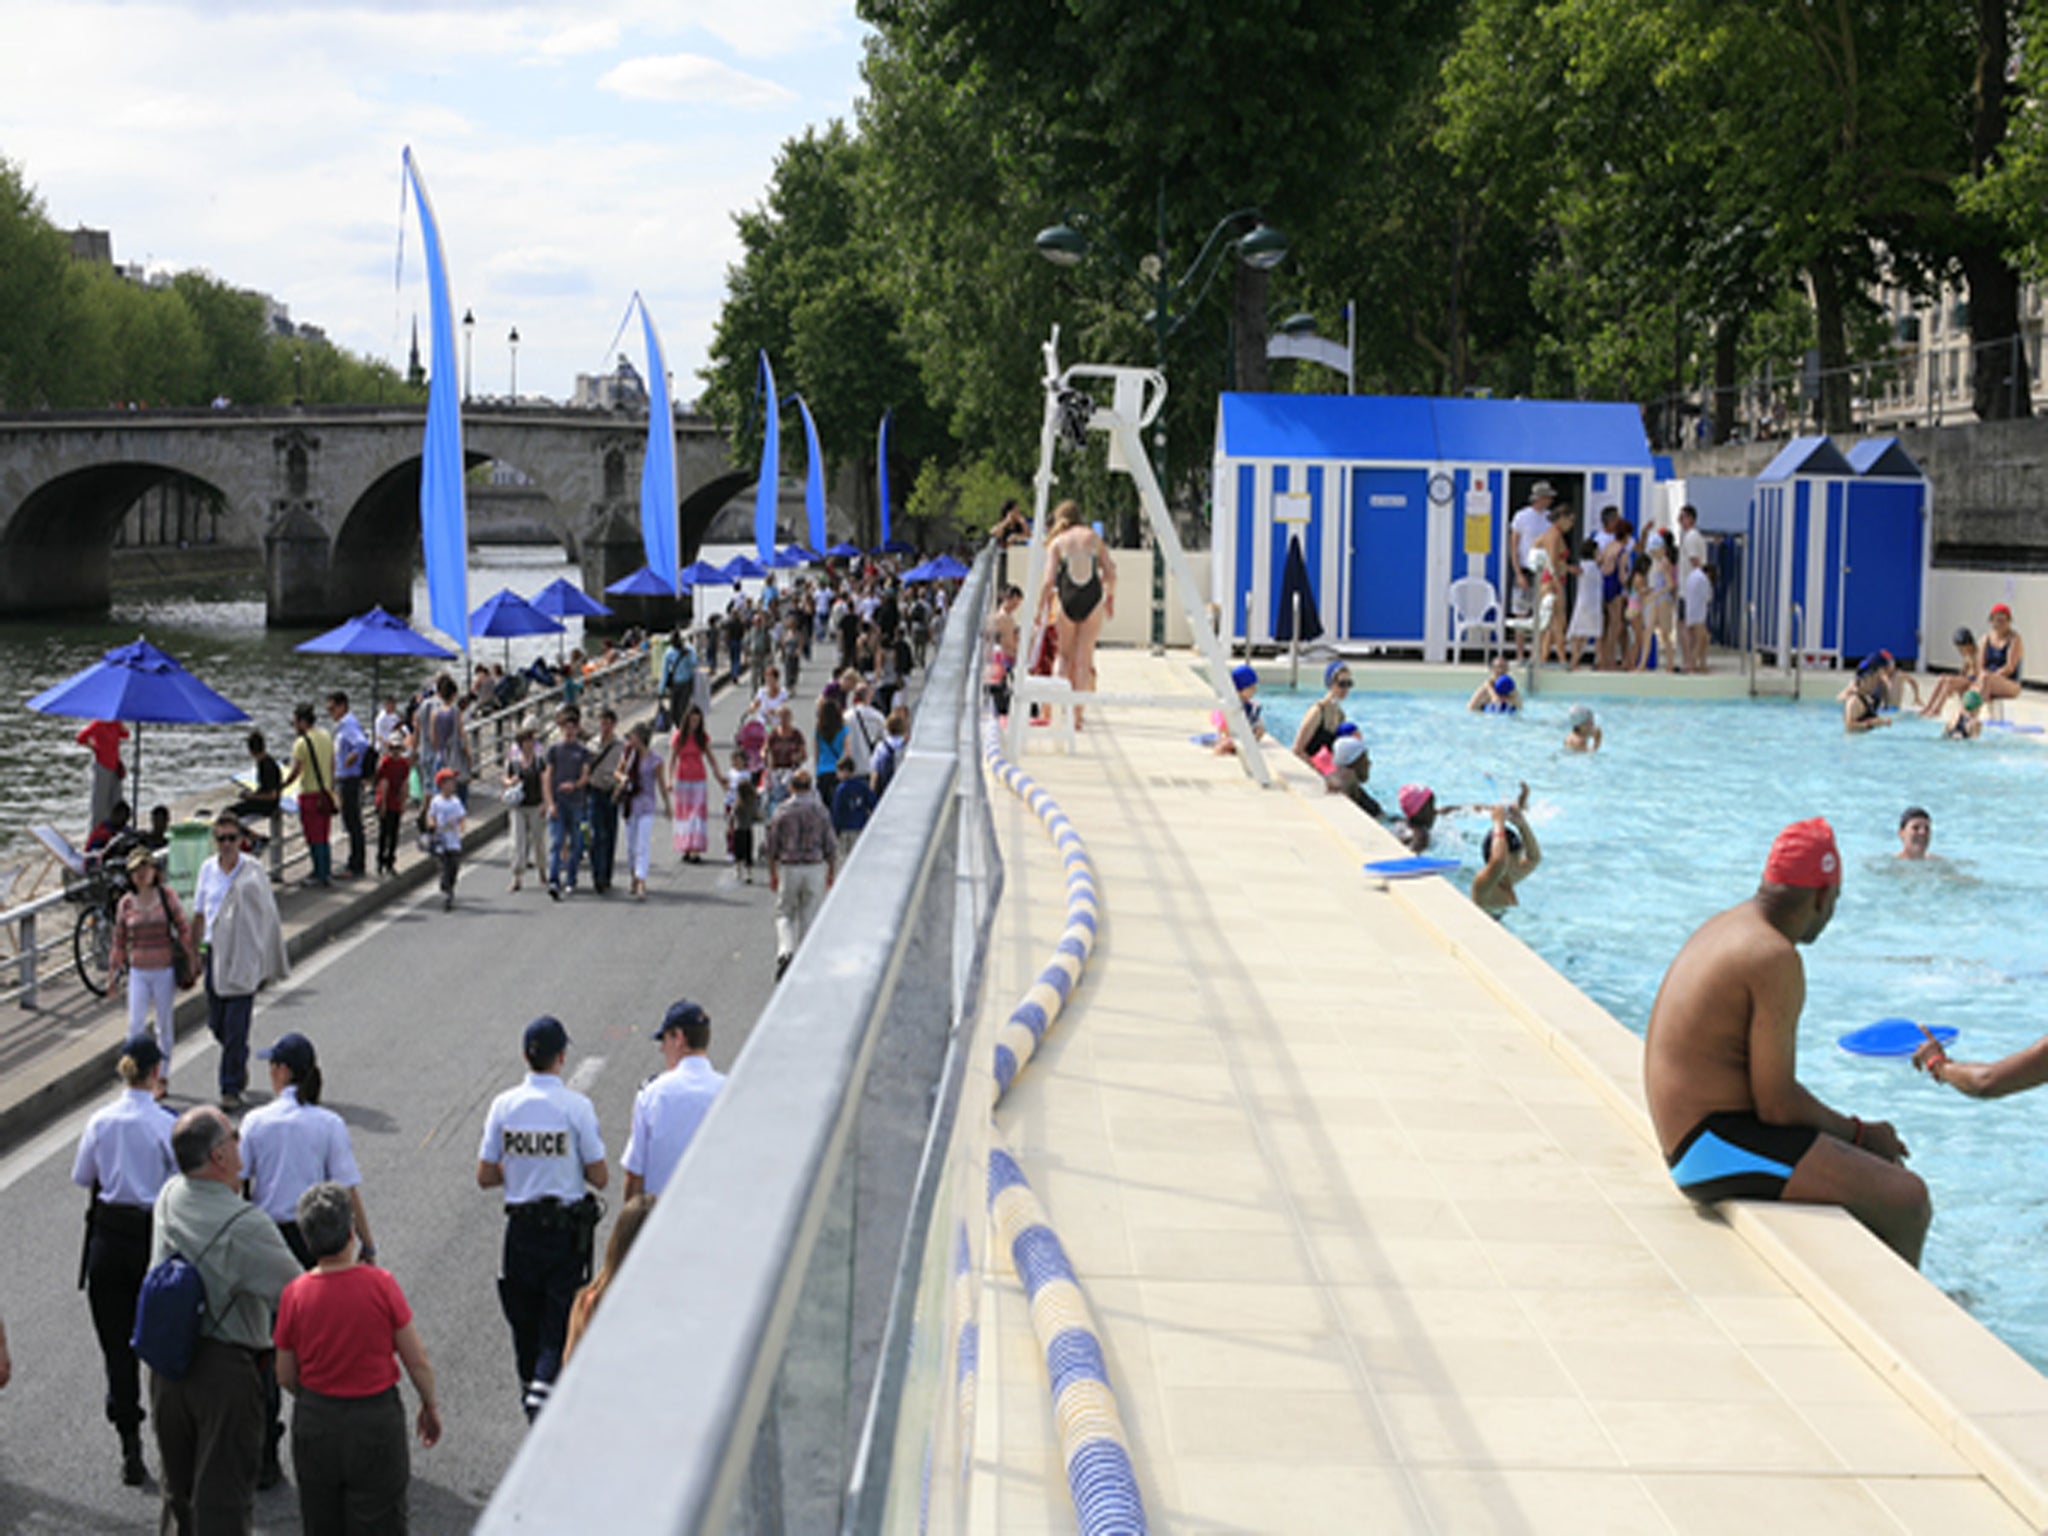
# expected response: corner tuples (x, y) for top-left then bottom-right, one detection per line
(462, 308), (475, 403)
(1036, 193), (1288, 652)
(508, 326), (520, 404)
(1267, 307), (1356, 391)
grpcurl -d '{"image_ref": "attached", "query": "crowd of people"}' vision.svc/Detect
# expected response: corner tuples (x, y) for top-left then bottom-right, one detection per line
(33, 550), (962, 1530)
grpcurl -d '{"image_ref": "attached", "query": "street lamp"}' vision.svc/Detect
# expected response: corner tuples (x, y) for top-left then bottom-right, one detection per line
(1266, 307), (1356, 392)
(462, 308), (475, 403)
(1035, 195), (1289, 651)
(508, 326), (520, 404)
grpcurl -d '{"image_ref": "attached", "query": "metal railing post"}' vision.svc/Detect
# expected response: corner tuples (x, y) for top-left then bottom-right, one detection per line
(18, 910), (35, 1009)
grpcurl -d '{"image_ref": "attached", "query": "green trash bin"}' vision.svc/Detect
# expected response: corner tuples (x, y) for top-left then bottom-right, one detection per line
(165, 821), (212, 906)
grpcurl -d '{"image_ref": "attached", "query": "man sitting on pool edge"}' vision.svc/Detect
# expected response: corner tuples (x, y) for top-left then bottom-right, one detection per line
(1643, 817), (1931, 1266)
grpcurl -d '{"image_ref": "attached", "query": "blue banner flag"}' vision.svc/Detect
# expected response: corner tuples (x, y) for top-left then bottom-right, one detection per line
(877, 409), (894, 548)
(797, 396), (827, 555)
(637, 296), (679, 592)
(402, 148), (469, 652)
(753, 352), (779, 562)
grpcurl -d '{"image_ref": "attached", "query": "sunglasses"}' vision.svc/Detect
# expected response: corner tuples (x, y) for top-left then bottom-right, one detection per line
(214, 832), (241, 844)
(1333, 677), (1354, 689)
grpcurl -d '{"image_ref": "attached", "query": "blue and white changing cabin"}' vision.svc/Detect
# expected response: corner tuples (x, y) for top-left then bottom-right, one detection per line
(1746, 435), (1929, 667)
(1211, 393), (1657, 656)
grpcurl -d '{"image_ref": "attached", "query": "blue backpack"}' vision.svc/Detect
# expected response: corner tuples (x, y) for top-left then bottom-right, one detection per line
(131, 1206), (252, 1380)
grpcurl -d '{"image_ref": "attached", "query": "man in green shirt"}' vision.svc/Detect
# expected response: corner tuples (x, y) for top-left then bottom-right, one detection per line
(150, 1106), (302, 1529)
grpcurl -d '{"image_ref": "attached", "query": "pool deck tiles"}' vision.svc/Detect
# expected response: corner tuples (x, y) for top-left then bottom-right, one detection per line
(970, 649), (2048, 1535)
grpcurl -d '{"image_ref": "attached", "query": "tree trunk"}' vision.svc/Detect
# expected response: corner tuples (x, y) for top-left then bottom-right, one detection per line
(1810, 259), (1853, 434)
(1712, 316), (1740, 445)
(1231, 264), (1271, 394)
(1966, 0), (2030, 419)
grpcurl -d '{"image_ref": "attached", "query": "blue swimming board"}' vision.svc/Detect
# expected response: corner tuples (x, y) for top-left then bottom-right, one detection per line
(1363, 856), (1461, 879)
(1838, 1019), (1958, 1057)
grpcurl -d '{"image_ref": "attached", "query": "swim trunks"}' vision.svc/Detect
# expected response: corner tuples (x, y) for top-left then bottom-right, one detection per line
(1665, 1111), (1819, 1202)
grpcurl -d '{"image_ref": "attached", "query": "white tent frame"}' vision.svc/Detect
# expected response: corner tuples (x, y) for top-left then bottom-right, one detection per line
(1009, 331), (1270, 786)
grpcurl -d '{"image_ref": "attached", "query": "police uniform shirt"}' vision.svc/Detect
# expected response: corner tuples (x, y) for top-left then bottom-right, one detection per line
(621, 1057), (727, 1197)
(240, 1085), (363, 1221)
(71, 1088), (176, 1205)
(479, 1073), (605, 1205)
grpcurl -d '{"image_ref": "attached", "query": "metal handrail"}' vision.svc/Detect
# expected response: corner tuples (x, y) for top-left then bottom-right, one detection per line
(477, 553), (998, 1535)
(1791, 603), (1805, 701)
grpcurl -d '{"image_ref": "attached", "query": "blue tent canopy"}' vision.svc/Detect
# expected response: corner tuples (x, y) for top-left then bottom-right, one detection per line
(470, 589), (566, 639)
(675, 560), (731, 590)
(27, 637), (250, 808)
(529, 577), (613, 619)
(825, 541), (864, 559)
(722, 554), (768, 581)
(295, 606), (455, 660)
(607, 566), (677, 596)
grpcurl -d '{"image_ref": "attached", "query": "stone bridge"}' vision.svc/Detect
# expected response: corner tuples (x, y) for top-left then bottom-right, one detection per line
(0, 404), (761, 625)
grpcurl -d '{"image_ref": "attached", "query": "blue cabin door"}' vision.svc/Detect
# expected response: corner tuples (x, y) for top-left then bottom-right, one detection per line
(1843, 485), (1922, 660)
(1346, 469), (1429, 642)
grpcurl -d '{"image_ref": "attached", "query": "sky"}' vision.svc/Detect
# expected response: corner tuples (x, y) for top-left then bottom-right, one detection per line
(0, 0), (869, 405)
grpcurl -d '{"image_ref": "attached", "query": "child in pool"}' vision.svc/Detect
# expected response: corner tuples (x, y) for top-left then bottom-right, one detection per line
(1467, 658), (1520, 713)
(1945, 688), (1985, 740)
(1564, 704), (1602, 752)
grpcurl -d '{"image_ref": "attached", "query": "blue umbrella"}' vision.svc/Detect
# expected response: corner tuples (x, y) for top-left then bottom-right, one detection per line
(766, 546), (808, 571)
(722, 554), (769, 581)
(923, 553), (971, 580)
(530, 577), (613, 620)
(27, 636), (250, 807)
(878, 536), (917, 555)
(470, 588), (566, 666)
(295, 605), (457, 700)
(900, 560), (935, 582)
(605, 566), (677, 597)
(789, 544), (822, 563)
(676, 560), (733, 590)
(825, 541), (864, 560)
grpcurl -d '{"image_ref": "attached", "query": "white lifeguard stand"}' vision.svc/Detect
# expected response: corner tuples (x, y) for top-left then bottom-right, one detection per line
(1008, 331), (1270, 786)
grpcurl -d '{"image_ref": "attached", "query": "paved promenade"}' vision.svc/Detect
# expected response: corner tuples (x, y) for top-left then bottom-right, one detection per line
(973, 651), (2048, 1534)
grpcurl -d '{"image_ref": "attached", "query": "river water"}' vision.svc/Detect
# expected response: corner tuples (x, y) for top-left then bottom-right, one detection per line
(0, 545), (762, 894)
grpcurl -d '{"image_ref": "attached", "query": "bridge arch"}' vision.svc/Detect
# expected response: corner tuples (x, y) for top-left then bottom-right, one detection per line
(0, 461), (244, 614)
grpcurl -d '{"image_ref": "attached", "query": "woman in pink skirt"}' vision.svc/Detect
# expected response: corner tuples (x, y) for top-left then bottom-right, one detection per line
(670, 703), (712, 863)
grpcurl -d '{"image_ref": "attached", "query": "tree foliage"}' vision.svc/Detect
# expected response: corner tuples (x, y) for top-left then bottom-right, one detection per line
(0, 152), (414, 411)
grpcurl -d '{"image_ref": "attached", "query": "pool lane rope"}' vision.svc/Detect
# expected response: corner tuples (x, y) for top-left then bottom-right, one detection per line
(981, 723), (1148, 1536)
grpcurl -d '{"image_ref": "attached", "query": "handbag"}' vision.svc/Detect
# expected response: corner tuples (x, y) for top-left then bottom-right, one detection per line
(501, 781), (524, 807)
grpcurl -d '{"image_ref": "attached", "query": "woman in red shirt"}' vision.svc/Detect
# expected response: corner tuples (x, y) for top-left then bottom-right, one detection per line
(275, 1182), (441, 1532)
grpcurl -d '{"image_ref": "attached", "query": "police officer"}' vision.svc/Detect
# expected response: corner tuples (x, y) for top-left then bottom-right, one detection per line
(476, 1016), (606, 1419)
(71, 1036), (177, 1486)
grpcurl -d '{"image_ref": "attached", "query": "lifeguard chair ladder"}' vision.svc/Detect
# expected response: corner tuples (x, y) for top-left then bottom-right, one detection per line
(1008, 330), (1270, 786)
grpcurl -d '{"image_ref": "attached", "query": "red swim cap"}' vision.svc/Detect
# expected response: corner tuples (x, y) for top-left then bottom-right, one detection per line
(1763, 817), (1841, 888)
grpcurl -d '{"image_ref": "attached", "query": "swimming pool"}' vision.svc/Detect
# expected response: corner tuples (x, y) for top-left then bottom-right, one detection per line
(1260, 682), (2048, 1373)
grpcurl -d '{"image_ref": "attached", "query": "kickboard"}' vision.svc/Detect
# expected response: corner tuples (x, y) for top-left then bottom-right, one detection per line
(1838, 1018), (1958, 1057)
(1363, 856), (1461, 879)
(1984, 721), (2045, 734)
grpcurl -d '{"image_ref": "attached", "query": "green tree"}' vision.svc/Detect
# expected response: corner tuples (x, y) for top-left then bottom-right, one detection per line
(0, 156), (83, 409)
(172, 271), (276, 405)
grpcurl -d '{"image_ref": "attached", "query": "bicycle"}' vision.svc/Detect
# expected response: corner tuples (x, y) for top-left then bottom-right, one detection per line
(64, 855), (133, 998)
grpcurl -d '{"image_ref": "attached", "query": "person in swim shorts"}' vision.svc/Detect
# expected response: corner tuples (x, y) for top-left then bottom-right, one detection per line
(1643, 817), (1930, 1265)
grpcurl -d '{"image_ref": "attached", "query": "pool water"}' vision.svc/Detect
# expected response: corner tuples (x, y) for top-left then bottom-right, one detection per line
(1260, 682), (2048, 1373)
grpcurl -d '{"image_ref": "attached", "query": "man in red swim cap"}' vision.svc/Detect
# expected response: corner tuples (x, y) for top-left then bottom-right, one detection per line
(1643, 817), (1931, 1265)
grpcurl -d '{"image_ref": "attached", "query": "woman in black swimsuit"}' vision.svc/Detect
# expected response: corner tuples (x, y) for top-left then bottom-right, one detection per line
(1037, 500), (1116, 726)
(1292, 662), (1353, 770)
(1980, 603), (2025, 702)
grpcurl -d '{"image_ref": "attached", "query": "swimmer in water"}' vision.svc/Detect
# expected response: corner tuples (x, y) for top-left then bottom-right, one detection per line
(1915, 1026), (2048, 1100)
(1944, 688), (1984, 740)
(1467, 658), (1519, 713)
(1563, 703), (1601, 752)
(1897, 806), (1931, 860)
(1470, 801), (1540, 915)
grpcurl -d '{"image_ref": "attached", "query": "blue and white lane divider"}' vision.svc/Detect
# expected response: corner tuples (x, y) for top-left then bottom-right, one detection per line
(982, 723), (1147, 1536)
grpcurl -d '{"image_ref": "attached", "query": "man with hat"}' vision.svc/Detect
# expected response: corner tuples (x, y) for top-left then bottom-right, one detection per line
(1644, 817), (1931, 1265)
(1509, 481), (1558, 627)
(476, 1016), (607, 1419)
(622, 1000), (728, 1200)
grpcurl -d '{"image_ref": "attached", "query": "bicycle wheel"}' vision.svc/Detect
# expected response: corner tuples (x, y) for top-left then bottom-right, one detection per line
(74, 904), (113, 997)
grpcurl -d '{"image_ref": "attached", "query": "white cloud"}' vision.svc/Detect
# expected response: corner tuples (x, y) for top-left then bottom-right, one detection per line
(598, 53), (796, 108)
(0, 1), (863, 400)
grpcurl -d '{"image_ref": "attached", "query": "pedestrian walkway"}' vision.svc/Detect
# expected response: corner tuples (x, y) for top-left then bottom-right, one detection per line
(972, 650), (2048, 1534)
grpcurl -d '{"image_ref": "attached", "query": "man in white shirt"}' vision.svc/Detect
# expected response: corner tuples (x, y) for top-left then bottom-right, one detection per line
(622, 1000), (727, 1199)
(1678, 505), (1708, 579)
(192, 813), (287, 1111)
(842, 683), (887, 777)
(1509, 481), (1558, 617)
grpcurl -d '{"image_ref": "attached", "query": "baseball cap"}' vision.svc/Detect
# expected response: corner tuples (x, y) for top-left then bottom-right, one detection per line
(121, 1035), (165, 1076)
(1763, 817), (1841, 889)
(435, 767), (457, 784)
(1230, 663), (1259, 693)
(125, 845), (157, 873)
(523, 1016), (571, 1062)
(1333, 736), (1368, 768)
(654, 998), (709, 1040)
(257, 1031), (317, 1076)
(1397, 783), (1434, 819)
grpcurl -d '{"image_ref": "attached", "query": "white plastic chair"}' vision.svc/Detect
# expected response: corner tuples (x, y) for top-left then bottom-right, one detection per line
(1448, 576), (1503, 663)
